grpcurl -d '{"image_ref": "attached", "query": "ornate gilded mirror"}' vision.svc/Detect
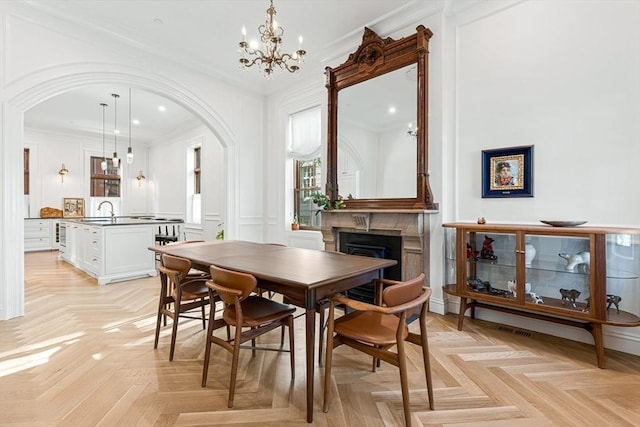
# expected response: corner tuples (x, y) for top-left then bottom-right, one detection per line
(325, 25), (436, 209)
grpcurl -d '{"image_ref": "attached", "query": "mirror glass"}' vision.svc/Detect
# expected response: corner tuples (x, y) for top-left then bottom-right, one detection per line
(337, 64), (417, 199)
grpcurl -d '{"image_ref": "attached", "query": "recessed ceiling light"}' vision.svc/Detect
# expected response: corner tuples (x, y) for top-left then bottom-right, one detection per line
(388, 106), (397, 114)
(153, 18), (163, 25)
(158, 105), (166, 112)
(132, 119), (140, 125)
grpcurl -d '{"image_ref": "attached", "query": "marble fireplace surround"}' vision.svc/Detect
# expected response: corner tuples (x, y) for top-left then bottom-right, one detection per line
(320, 209), (439, 282)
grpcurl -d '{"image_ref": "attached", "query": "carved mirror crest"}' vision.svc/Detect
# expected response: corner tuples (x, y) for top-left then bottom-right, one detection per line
(325, 25), (436, 210)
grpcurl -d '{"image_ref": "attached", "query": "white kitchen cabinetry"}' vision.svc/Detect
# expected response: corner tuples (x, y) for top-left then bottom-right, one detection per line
(24, 219), (50, 251)
(60, 219), (160, 285)
(80, 225), (102, 276)
(24, 218), (62, 252)
(60, 222), (80, 264)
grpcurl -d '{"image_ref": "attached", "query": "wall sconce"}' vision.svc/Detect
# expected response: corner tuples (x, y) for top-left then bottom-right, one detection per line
(136, 170), (146, 186)
(58, 163), (69, 182)
(407, 122), (418, 138)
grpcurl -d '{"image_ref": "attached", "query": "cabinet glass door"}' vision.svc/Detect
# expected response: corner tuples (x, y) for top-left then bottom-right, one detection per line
(605, 233), (640, 324)
(524, 235), (591, 314)
(444, 227), (457, 290)
(466, 231), (516, 299)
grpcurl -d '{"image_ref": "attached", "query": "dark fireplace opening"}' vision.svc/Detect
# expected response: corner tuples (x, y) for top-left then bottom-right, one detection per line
(339, 232), (402, 304)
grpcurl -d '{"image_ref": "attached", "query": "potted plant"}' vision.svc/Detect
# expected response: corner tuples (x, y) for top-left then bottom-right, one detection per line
(306, 192), (330, 211)
(305, 192), (347, 214)
(291, 215), (300, 230)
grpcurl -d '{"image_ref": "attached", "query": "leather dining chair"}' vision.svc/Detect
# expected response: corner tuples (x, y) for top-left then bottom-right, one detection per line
(201, 264), (296, 408)
(323, 273), (434, 427)
(154, 254), (215, 361)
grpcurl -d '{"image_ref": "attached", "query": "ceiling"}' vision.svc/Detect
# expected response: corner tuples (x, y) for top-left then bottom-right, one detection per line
(21, 0), (428, 144)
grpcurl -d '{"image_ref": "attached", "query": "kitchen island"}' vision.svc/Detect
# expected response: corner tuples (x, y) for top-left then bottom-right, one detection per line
(60, 217), (183, 285)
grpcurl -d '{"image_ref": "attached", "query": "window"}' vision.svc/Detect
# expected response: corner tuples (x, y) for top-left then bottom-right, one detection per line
(289, 106), (322, 229)
(187, 143), (202, 224)
(24, 148), (29, 195)
(294, 158), (322, 228)
(90, 156), (120, 197)
(194, 146), (201, 195)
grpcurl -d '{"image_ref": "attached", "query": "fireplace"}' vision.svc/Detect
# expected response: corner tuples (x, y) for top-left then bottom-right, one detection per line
(321, 209), (437, 291)
(338, 232), (402, 303)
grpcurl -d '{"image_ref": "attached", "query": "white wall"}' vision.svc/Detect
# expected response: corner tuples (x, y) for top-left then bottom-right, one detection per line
(453, 0), (640, 225)
(24, 129), (149, 218)
(148, 124), (225, 240)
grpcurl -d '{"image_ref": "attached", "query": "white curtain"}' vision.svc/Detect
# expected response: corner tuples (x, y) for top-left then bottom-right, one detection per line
(288, 107), (321, 160)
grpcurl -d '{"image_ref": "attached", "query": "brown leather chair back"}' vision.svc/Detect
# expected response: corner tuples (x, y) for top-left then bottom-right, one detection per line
(210, 264), (257, 304)
(382, 273), (425, 307)
(161, 253), (191, 277)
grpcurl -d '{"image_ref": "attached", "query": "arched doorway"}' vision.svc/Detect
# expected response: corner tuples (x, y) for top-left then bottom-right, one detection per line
(1, 67), (236, 320)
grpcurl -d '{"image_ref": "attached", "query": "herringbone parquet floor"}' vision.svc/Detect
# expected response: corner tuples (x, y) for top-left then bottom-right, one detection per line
(1, 251), (639, 426)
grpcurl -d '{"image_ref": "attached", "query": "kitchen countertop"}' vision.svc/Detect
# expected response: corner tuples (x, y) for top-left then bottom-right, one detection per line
(59, 216), (184, 226)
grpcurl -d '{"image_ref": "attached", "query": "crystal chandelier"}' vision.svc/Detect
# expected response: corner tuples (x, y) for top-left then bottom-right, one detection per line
(238, 0), (306, 77)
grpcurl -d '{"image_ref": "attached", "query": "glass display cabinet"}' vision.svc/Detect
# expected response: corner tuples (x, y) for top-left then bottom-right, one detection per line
(443, 223), (640, 368)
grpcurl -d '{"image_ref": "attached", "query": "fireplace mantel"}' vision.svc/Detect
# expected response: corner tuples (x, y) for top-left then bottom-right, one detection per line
(321, 209), (438, 281)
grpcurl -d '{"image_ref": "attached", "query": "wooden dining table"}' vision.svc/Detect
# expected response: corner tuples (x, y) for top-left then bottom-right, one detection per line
(150, 240), (396, 423)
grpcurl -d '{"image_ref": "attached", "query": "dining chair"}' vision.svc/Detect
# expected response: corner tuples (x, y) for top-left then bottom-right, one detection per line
(201, 264), (296, 408)
(154, 253), (215, 361)
(323, 273), (434, 427)
(155, 225), (168, 245)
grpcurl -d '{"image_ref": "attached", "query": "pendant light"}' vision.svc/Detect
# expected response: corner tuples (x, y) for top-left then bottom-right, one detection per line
(100, 103), (108, 171)
(126, 88), (134, 164)
(111, 93), (120, 168)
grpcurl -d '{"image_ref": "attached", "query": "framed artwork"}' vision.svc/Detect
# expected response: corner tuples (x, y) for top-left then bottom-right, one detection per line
(482, 145), (533, 198)
(63, 198), (85, 217)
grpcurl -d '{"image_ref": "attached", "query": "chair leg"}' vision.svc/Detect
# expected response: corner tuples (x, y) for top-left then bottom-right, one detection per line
(251, 330), (256, 357)
(396, 337), (413, 427)
(420, 317), (434, 410)
(201, 298), (206, 329)
(169, 299), (181, 361)
(201, 303), (217, 387)
(371, 345), (379, 372)
(318, 302), (325, 367)
(163, 306), (167, 326)
(154, 282), (169, 350)
(287, 315), (295, 379)
(280, 323), (285, 346)
(322, 303), (336, 413)
(154, 304), (164, 350)
(228, 324), (243, 408)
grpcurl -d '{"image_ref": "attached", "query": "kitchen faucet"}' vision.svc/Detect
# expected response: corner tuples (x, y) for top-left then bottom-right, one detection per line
(97, 200), (115, 219)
